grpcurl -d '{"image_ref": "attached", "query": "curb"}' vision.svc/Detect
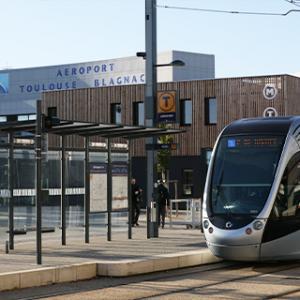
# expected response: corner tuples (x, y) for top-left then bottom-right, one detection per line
(0, 262), (97, 292)
(0, 249), (221, 292)
(97, 249), (221, 277)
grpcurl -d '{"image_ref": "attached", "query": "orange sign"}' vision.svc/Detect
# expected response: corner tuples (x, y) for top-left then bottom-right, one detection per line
(157, 91), (177, 123)
(157, 91), (176, 114)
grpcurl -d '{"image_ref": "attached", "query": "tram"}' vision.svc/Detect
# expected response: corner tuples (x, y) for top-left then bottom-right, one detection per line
(202, 117), (300, 261)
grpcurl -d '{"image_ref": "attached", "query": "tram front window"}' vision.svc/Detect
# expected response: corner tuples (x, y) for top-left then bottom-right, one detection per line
(211, 136), (284, 216)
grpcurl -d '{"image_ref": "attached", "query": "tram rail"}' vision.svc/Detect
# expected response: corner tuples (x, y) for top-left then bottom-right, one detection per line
(5, 261), (300, 300)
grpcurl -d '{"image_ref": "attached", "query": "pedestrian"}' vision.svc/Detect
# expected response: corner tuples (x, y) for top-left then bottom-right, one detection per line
(131, 178), (142, 227)
(157, 180), (170, 229)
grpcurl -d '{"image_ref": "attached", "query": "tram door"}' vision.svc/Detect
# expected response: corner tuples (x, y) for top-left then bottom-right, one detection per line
(261, 152), (300, 259)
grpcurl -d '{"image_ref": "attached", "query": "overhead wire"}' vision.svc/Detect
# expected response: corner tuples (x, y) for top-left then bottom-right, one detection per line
(156, 4), (300, 16)
(284, 0), (300, 8)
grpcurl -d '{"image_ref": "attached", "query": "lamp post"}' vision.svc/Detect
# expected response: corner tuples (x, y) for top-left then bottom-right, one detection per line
(145, 0), (157, 238)
(144, 0), (185, 238)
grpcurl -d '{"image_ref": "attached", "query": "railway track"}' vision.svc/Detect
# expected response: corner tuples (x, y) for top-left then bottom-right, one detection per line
(2, 260), (300, 300)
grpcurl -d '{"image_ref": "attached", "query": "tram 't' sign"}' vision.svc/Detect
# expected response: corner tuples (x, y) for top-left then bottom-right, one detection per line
(157, 91), (177, 123)
(263, 107), (278, 118)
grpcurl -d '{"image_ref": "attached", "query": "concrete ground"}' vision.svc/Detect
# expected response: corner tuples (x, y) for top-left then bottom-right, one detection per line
(0, 223), (207, 273)
(0, 216), (221, 292)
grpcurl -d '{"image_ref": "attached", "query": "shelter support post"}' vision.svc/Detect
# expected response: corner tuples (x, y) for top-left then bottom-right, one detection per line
(84, 137), (90, 243)
(127, 139), (132, 239)
(36, 100), (42, 264)
(107, 138), (112, 241)
(8, 132), (14, 250)
(61, 135), (66, 246)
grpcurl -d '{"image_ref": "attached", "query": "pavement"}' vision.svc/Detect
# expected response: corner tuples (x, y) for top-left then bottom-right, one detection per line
(0, 214), (221, 292)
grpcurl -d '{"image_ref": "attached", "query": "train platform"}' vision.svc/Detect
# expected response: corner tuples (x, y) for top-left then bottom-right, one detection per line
(0, 218), (221, 292)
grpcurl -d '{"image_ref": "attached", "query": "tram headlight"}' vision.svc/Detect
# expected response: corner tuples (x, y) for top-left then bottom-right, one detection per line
(203, 220), (209, 229)
(253, 220), (264, 231)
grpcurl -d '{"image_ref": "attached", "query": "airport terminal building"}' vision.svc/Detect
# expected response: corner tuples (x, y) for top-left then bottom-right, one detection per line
(42, 73), (300, 201)
(0, 50), (215, 116)
(1, 50), (300, 218)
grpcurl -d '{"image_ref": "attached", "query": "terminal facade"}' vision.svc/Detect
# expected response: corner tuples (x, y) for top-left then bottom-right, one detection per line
(42, 74), (300, 200)
(0, 50), (215, 115)
(1, 51), (300, 212)
(0, 50), (215, 213)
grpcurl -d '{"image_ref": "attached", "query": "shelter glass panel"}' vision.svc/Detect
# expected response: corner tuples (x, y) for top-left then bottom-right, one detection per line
(0, 149), (8, 237)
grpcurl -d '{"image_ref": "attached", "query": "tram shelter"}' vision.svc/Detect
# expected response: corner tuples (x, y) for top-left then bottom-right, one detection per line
(1, 100), (183, 264)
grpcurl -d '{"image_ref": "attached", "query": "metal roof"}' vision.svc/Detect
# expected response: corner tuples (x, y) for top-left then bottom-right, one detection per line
(0, 119), (184, 139)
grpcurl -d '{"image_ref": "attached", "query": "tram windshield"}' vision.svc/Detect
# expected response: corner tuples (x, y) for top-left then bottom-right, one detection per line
(211, 135), (285, 216)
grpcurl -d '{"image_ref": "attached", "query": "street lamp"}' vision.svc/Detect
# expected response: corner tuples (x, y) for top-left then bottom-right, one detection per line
(155, 60), (185, 68)
(142, 0), (186, 239)
(137, 50), (185, 238)
(137, 51), (185, 238)
(136, 52), (185, 68)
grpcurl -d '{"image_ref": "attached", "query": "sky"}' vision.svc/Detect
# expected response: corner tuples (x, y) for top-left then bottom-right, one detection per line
(0, 0), (300, 78)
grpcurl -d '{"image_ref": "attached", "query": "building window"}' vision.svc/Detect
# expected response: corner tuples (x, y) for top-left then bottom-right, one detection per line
(182, 169), (193, 196)
(180, 99), (192, 126)
(205, 97), (217, 125)
(133, 102), (144, 126)
(0, 116), (7, 122)
(111, 103), (122, 124)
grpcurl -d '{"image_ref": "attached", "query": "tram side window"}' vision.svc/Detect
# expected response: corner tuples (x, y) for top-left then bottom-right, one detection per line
(272, 153), (300, 219)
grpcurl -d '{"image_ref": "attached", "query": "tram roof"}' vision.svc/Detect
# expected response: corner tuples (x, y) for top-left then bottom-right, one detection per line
(222, 117), (300, 136)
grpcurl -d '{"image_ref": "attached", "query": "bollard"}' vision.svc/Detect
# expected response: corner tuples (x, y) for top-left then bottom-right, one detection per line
(151, 201), (157, 222)
(5, 240), (9, 254)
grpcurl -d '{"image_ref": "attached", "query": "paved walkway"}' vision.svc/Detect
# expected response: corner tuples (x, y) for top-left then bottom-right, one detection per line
(0, 215), (222, 292)
(0, 220), (207, 274)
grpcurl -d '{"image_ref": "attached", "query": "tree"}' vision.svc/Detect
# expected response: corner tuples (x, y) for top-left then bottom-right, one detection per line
(156, 123), (173, 181)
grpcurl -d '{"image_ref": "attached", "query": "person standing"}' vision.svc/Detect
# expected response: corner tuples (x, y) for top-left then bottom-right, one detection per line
(131, 178), (142, 227)
(157, 180), (170, 229)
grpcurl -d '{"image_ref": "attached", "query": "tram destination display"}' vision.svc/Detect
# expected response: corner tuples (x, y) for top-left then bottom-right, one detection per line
(227, 136), (283, 149)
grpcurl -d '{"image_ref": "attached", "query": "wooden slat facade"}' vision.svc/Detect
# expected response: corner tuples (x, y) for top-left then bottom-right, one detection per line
(42, 74), (300, 156)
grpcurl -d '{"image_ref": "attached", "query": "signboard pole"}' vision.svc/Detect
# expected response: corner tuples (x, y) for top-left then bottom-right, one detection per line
(128, 139), (132, 239)
(61, 135), (66, 246)
(8, 132), (14, 250)
(107, 138), (112, 241)
(84, 137), (90, 243)
(35, 100), (42, 264)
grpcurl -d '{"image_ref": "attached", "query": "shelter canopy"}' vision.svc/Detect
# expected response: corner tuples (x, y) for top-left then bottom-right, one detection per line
(0, 119), (183, 139)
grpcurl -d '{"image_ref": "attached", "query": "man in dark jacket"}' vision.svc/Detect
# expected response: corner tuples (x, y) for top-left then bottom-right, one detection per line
(157, 180), (170, 228)
(131, 178), (142, 226)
